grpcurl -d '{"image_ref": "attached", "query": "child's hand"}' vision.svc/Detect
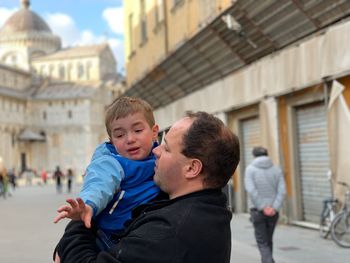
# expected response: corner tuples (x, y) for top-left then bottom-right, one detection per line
(53, 198), (93, 228)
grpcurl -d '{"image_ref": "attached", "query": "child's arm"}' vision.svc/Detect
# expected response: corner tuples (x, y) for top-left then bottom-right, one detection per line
(54, 198), (93, 228)
(79, 154), (124, 216)
(53, 143), (124, 226)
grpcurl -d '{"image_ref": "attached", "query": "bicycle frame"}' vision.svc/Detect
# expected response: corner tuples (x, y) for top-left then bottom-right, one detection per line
(330, 182), (350, 248)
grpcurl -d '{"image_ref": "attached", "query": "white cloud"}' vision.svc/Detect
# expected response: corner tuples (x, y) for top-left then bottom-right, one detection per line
(0, 8), (124, 73)
(0, 7), (17, 28)
(46, 12), (124, 72)
(103, 7), (124, 36)
(45, 13), (81, 46)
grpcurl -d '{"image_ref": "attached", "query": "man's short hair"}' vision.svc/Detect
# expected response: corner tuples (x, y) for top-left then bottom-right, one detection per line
(104, 97), (155, 137)
(252, 146), (268, 157)
(181, 111), (240, 189)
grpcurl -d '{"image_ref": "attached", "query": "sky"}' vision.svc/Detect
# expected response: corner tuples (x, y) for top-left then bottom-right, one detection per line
(0, 0), (125, 73)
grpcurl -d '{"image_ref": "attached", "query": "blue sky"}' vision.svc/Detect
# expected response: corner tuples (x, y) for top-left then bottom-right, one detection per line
(0, 0), (125, 73)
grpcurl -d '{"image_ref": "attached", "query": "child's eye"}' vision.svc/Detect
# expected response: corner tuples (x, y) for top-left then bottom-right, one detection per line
(135, 129), (143, 133)
(114, 133), (124, 138)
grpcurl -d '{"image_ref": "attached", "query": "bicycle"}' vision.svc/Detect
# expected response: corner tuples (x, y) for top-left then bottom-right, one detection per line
(330, 181), (350, 248)
(319, 196), (338, 238)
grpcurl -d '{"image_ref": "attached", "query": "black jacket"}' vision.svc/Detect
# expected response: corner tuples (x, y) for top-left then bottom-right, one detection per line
(57, 189), (232, 263)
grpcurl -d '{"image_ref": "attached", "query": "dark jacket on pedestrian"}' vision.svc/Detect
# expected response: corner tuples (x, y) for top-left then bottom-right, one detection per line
(56, 189), (232, 263)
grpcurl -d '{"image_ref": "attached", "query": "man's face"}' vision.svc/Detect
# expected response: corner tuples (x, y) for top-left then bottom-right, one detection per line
(152, 117), (193, 197)
(110, 112), (158, 160)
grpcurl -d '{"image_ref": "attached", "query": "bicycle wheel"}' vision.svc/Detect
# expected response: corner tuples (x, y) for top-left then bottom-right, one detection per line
(320, 211), (331, 238)
(331, 211), (350, 248)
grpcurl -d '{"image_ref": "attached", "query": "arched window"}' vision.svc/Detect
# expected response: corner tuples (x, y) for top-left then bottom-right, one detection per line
(86, 62), (92, 80)
(77, 63), (84, 79)
(59, 64), (65, 79)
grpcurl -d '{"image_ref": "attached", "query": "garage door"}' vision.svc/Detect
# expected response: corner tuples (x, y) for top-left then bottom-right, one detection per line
(241, 116), (261, 211)
(295, 102), (331, 223)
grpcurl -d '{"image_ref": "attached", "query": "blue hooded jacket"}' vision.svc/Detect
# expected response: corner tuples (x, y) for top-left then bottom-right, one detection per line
(79, 142), (160, 233)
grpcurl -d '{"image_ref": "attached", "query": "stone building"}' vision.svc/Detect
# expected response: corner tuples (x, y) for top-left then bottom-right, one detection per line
(123, 0), (350, 225)
(0, 0), (125, 177)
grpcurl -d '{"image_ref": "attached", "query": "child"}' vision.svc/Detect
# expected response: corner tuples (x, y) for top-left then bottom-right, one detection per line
(54, 97), (161, 248)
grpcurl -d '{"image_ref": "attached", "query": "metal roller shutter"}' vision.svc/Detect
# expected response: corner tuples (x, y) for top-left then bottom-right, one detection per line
(241, 116), (261, 211)
(295, 103), (331, 223)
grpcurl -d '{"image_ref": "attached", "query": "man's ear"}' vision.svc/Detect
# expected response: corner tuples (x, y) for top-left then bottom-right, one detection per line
(185, 158), (203, 179)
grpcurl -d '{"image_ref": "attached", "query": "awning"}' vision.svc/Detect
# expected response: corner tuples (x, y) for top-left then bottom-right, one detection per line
(124, 0), (350, 109)
(18, 129), (46, 142)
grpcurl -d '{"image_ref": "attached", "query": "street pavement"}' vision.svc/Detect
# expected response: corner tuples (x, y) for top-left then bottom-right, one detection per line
(0, 183), (349, 262)
(231, 214), (349, 262)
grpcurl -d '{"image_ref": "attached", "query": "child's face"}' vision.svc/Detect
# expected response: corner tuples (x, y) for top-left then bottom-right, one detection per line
(109, 112), (159, 160)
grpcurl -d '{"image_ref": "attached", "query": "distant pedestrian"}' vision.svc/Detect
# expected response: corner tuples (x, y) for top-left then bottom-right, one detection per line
(41, 169), (48, 184)
(7, 168), (17, 193)
(0, 158), (8, 198)
(66, 169), (73, 193)
(244, 146), (286, 263)
(53, 166), (64, 194)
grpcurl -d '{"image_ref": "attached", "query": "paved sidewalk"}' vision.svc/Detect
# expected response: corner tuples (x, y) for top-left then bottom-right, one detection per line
(0, 183), (79, 263)
(1, 184), (349, 262)
(230, 213), (349, 263)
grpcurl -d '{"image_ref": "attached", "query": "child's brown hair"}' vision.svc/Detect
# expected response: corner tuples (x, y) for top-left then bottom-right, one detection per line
(105, 97), (155, 137)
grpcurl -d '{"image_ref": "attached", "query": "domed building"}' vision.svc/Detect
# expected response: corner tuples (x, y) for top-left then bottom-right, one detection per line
(0, 0), (125, 178)
(0, 0), (61, 71)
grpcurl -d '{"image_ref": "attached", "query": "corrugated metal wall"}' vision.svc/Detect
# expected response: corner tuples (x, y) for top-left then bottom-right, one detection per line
(241, 116), (261, 211)
(295, 103), (332, 223)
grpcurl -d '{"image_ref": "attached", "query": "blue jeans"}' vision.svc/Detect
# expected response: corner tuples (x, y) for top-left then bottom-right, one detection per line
(250, 209), (279, 263)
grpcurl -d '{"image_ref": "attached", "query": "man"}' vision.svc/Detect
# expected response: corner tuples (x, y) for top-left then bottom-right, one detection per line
(54, 111), (240, 263)
(244, 146), (286, 263)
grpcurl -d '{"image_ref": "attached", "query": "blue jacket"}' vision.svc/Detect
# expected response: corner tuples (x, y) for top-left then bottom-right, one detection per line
(79, 142), (160, 233)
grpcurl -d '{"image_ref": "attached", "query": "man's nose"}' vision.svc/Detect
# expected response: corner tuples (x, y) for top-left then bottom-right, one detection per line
(152, 145), (160, 157)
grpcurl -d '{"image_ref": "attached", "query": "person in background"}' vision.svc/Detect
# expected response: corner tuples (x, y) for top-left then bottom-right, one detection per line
(0, 158), (9, 198)
(66, 169), (73, 193)
(244, 146), (286, 263)
(53, 111), (240, 263)
(41, 169), (48, 185)
(53, 166), (64, 194)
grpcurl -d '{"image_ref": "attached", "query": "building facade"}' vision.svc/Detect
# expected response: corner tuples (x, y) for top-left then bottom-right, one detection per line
(0, 0), (125, 177)
(123, 0), (350, 225)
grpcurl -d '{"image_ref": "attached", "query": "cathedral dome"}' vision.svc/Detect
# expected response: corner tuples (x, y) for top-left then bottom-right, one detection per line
(0, 0), (52, 34)
(0, 0), (61, 59)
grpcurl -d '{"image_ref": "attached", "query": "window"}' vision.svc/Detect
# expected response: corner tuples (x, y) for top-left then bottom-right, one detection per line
(171, 0), (184, 12)
(140, 0), (147, 44)
(11, 133), (15, 147)
(59, 64), (65, 79)
(155, 0), (164, 25)
(43, 111), (47, 120)
(68, 110), (72, 119)
(77, 63), (84, 79)
(86, 62), (92, 80)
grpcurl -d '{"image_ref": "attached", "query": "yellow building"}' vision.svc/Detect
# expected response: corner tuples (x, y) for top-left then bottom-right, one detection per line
(0, 0), (125, 177)
(123, 0), (350, 225)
